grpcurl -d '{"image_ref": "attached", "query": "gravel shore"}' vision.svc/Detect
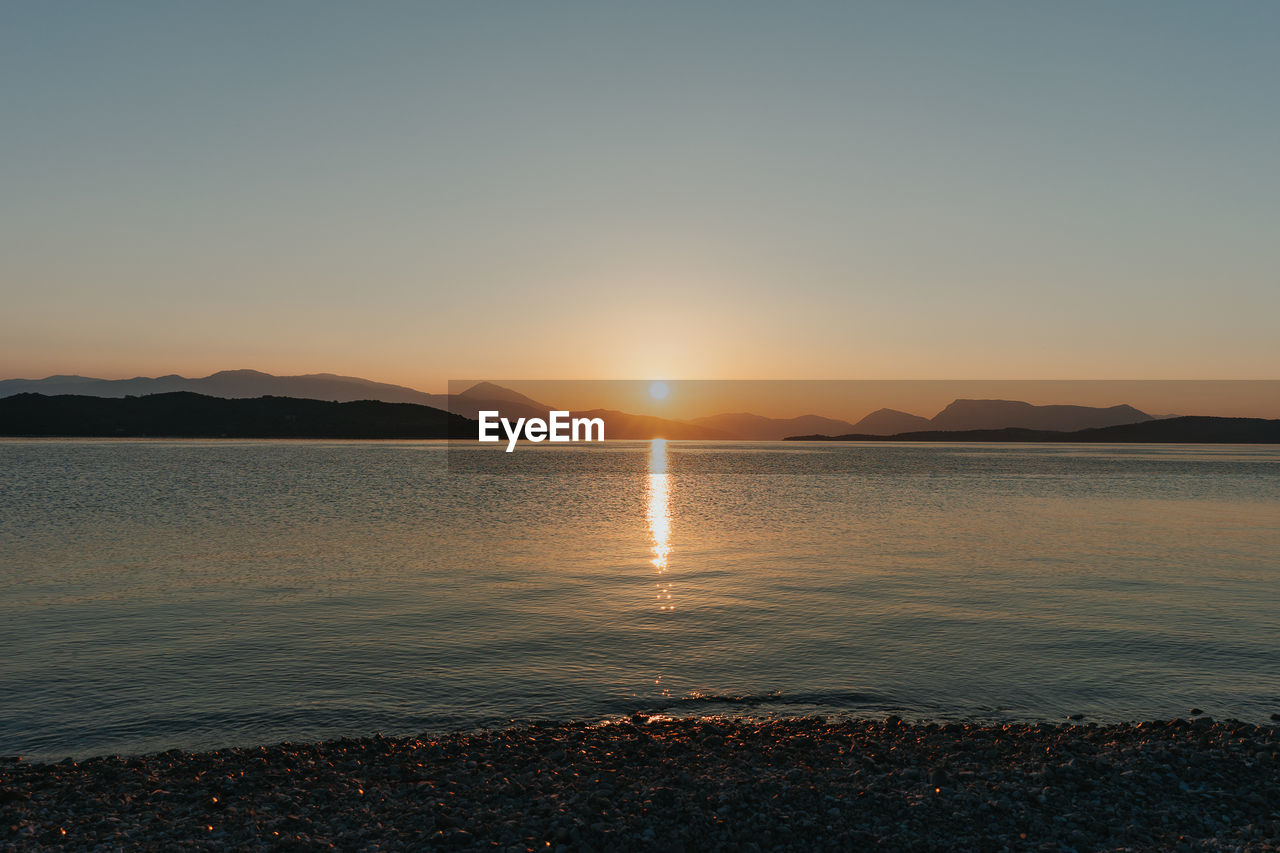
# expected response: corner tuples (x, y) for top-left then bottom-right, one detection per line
(2, 715), (1278, 851)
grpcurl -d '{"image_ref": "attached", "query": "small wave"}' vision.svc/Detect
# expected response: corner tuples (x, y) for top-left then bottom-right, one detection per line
(643, 690), (887, 712)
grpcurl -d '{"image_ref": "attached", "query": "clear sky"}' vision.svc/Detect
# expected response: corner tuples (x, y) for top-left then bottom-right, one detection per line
(459, 381), (1280, 421)
(4, 2), (1279, 389)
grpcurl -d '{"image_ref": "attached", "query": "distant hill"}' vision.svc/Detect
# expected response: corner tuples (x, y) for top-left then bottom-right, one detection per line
(449, 382), (556, 422)
(0, 370), (567, 424)
(690, 399), (1154, 438)
(690, 399), (1156, 439)
(784, 416), (1280, 444)
(849, 408), (934, 435)
(686, 412), (857, 440)
(929, 399), (1152, 432)
(0, 392), (473, 439)
(455, 381), (550, 410)
(0, 370), (450, 407)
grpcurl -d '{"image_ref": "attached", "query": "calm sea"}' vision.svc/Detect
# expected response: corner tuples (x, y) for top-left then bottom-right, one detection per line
(1, 439), (1277, 761)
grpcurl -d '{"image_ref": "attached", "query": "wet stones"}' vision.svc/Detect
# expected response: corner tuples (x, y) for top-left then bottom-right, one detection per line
(1, 717), (1278, 851)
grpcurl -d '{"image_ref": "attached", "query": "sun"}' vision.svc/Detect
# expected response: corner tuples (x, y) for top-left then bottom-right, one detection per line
(649, 380), (669, 400)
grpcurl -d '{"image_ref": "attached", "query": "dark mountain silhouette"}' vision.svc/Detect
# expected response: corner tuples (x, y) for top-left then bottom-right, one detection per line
(0, 370), (450, 407)
(849, 408), (935, 435)
(0, 374), (1193, 441)
(0, 374), (724, 439)
(455, 381), (550, 409)
(690, 399), (1155, 439)
(784, 416), (1280, 444)
(929, 399), (1152, 432)
(448, 382), (556, 422)
(0, 371), (563, 423)
(7, 390), (1270, 444)
(0, 392), (473, 439)
(686, 412), (857, 440)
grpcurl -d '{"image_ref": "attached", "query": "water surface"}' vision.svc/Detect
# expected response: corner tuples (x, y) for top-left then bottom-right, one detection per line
(1, 439), (1277, 761)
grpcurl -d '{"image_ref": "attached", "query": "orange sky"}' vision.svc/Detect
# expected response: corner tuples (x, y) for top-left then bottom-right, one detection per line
(452, 380), (1280, 421)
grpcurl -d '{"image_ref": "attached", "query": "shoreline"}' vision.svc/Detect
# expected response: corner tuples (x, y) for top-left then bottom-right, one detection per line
(3, 715), (1277, 851)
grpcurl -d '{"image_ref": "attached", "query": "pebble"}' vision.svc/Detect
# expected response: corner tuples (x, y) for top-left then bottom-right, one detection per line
(1, 717), (1277, 851)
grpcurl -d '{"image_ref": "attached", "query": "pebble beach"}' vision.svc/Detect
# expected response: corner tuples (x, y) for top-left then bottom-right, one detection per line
(3, 715), (1278, 852)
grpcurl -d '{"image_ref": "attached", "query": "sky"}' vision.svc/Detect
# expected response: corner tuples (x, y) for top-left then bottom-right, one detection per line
(460, 381), (1280, 421)
(3, 2), (1279, 391)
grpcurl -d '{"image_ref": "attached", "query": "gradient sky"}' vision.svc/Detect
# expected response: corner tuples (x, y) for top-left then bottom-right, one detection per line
(4, 2), (1279, 389)
(457, 380), (1280, 421)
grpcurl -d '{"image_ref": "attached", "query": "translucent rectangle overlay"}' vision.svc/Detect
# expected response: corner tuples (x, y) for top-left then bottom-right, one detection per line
(443, 379), (1280, 474)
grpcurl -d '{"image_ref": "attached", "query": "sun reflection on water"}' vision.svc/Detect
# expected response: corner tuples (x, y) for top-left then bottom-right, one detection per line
(646, 439), (673, 611)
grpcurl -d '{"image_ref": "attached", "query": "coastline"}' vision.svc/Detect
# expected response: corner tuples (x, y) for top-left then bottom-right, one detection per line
(3, 716), (1277, 851)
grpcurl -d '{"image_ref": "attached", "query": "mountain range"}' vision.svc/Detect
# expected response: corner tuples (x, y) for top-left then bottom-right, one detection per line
(785, 416), (1280, 444)
(0, 370), (444, 406)
(683, 400), (1153, 438)
(0, 372), (570, 430)
(3, 392), (1269, 444)
(0, 373), (732, 440)
(0, 370), (1169, 438)
(929, 399), (1152, 432)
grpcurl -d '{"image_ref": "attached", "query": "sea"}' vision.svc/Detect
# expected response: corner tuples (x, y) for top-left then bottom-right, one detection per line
(1, 439), (1277, 762)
